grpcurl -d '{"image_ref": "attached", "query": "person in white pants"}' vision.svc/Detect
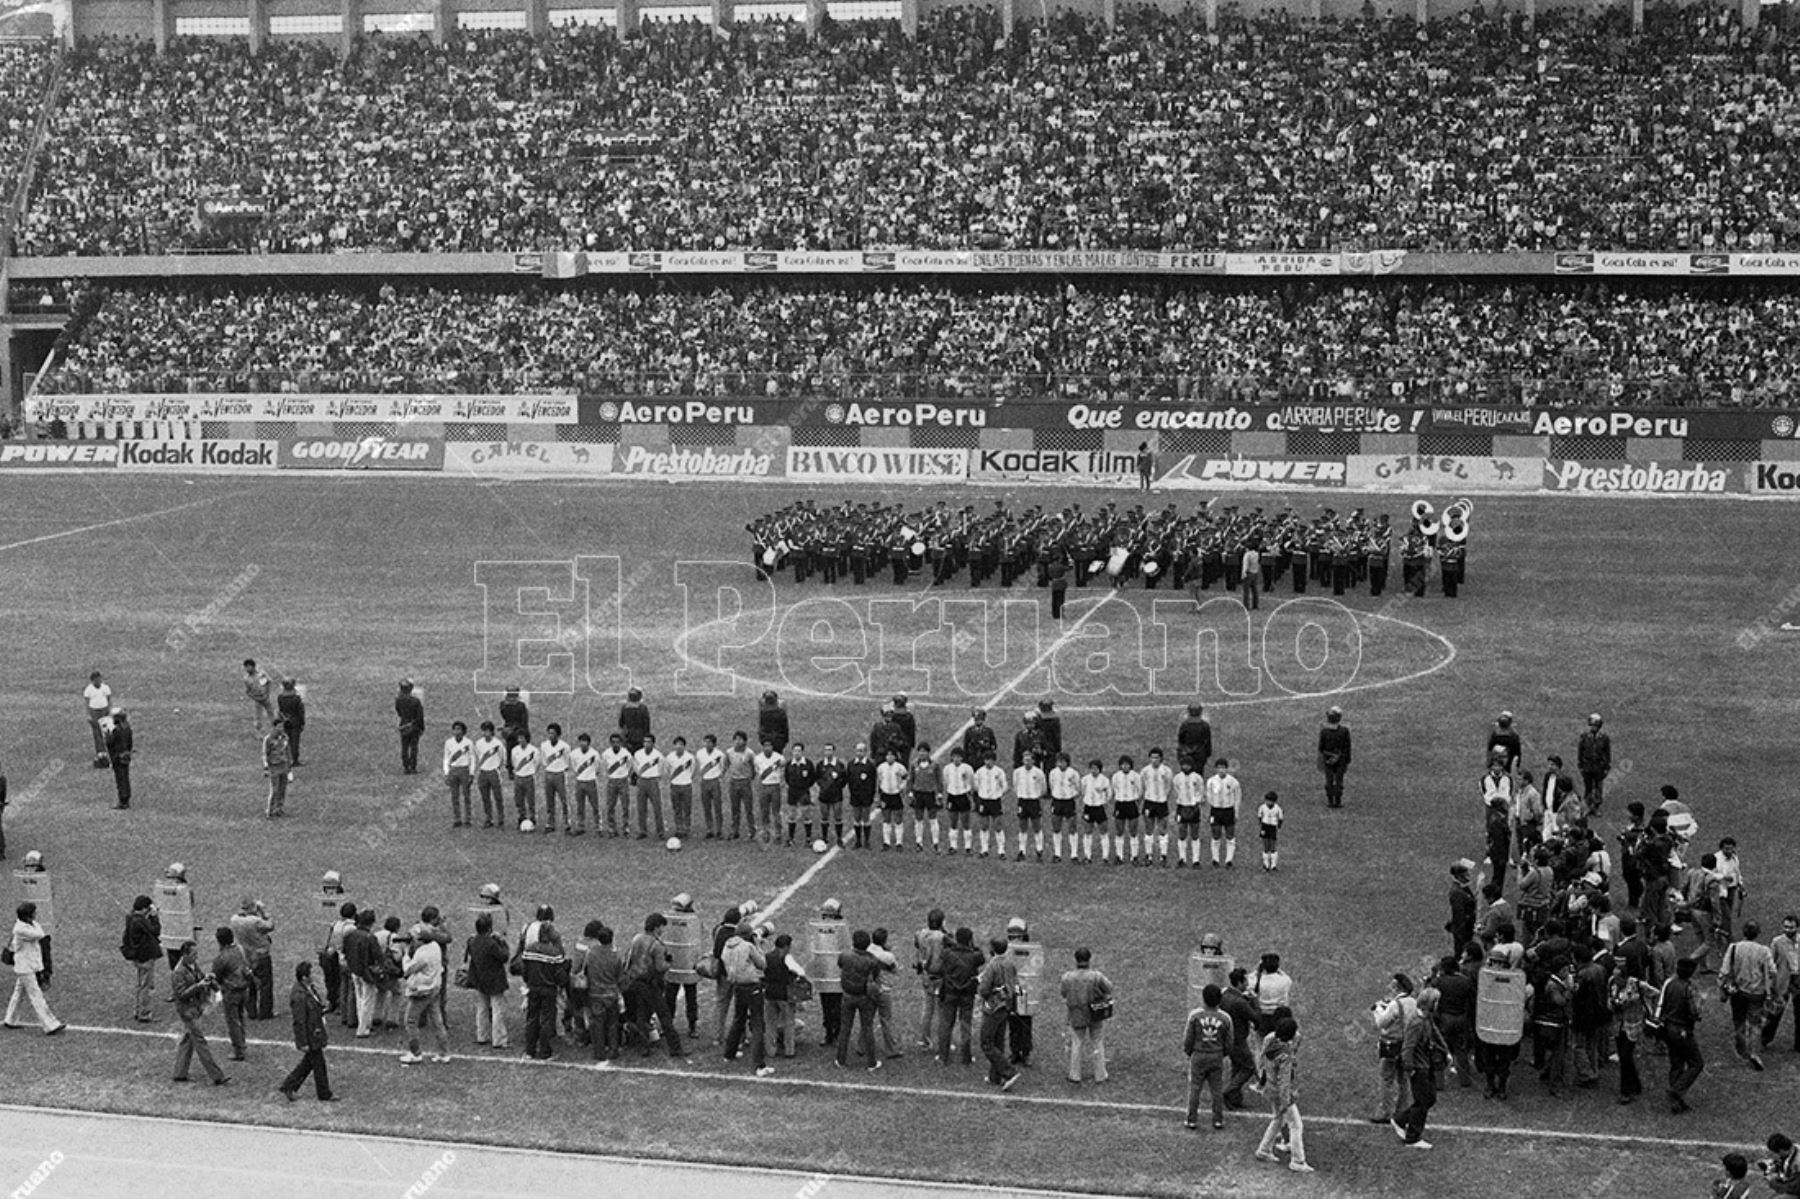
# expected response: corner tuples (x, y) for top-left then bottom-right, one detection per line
(4, 903), (65, 1034)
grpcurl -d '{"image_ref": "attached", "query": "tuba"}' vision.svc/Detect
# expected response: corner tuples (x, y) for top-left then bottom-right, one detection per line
(1411, 499), (1439, 538)
(1442, 497), (1472, 543)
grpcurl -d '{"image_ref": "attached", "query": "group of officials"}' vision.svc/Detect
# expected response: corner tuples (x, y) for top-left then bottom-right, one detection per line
(748, 498), (1472, 603)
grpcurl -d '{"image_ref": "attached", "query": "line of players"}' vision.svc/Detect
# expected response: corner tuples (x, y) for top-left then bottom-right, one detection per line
(748, 498), (1472, 599)
(445, 715), (1284, 871)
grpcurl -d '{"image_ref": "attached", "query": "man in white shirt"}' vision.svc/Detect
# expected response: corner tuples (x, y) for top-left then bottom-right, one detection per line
(1175, 759), (1205, 866)
(974, 757), (1009, 859)
(83, 671), (114, 767)
(602, 734), (633, 837)
(1110, 755), (1142, 865)
(877, 750), (910, 851)
(1047, 753), (1080, 863)
(473, 722), (507, 829)
(443, 721), (475, 829)
(540, 724), (572, 834)
(939, 748), (974, 855)
(510, 737), (540, 829)
(570, 733), (601, 835)
(1140, 748), (1175, 867)
(695, 734), (725, 840)
(1205, 758), (1242, 868)
(634, 734), (666, 841)
(1013, 753), (1047, 862)
(665, 736), (696, 840)
(753, 740), (785, 847)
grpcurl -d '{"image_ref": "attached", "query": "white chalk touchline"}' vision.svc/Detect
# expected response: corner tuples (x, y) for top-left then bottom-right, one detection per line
(0, 492), (236, 553)
(755, 594), (1114, 924)
(0, 1097), (1097, 1198)
(40, 1025), (1751, 1156)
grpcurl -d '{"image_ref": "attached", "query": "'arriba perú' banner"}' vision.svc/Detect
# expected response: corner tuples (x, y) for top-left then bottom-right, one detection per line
(1279, 404), (1423, 434)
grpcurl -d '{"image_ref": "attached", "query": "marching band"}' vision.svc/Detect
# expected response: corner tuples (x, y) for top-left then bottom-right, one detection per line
(747, 498), (1475, 600)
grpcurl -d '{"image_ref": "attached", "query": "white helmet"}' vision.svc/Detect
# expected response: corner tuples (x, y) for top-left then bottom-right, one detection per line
(672, 893), (694, 912)
(166, 862), (186, 880)
(321, 870), (342, 889)
(821, 898), (843, 918)
(479, 883), (501, 901)
(23, 850), (43, 869)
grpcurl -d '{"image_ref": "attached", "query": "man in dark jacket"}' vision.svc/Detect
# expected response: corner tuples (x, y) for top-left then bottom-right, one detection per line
(960, 711), (998, 772)
(277, 679), (306, 766)
(1576, 714), (1611, 815)
(106, 710), (134, 808)
(1317, 706), (1350, 808)
(757, 691), (790, 753)
(211, 926), (253, 1061)
(394, 680), (424, 775)
(124, 896), (163, 1022)
(1177, 704), (1213, 774)
(466, 912), (511, 1050)
(170, 940), (226, 1085)
(279, 960), (335, 1101)
(617, 688), (652, 753)
(837, 930), (883, 1071)
(1034, 700), (1062, 761)
(1486, 712), (1522, 775)
(580, 923), (626, 1062)
(1220, 967), (1260, 1109)
(342, 910), (383, 1038)
(936, 927), (984, 1066)
(1446, 861), (1478, 957)
(521, 923), (571, 1060)
(979, 938), (1021, 1091)
(889, 696), (918, 758)
(498, 686), (530, 778)
(1663, 957), (1705, 1113)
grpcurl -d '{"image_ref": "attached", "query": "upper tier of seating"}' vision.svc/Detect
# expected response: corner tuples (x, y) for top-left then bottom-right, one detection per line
(14, 6), (1800, 256)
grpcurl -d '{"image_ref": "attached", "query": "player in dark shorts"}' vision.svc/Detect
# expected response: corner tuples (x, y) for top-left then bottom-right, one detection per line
(974, 757), (1008, 859)
(1013, 752), (1047, 862)
(1110, 754), (1143, 866)
(1048, 753), (1080, 863)
(909, 745), (941, 854)
(1080, 759), (1112, 864)
(941, 746), (975, 856)
(1175, 760), (1206, 867)
(1141, 747), (1174, 868)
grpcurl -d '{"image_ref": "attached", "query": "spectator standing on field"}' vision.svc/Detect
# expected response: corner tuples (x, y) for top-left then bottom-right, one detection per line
(263, 722), (292, 818)
(229, 897), (276, 1020)
(1721, 921), (1775, 1072)
(1576, 714), (1610, 815)
(122, 895), (162, 1022)
(278, 960), (336, 1102)
(394, 679), (424, 775)
(210, 926), (252, 1062)
(1060, 946), (1112, 1085)
(1253, 1016), (1314, 1173)
(5, 902), (64, 1035)
(83, 671), (113, 767)
(276, 678), (305, 765)
(243, 659), (276, 731)
(618, 687), (651, 753)
(106, 709), (134, 809)
(465, 912), (510, 1050)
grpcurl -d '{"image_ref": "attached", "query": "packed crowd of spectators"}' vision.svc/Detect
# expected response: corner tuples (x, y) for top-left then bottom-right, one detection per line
(0, 40), (54, 222)
(37, 279), (1800, 407)
(14, 5), (1800, 256)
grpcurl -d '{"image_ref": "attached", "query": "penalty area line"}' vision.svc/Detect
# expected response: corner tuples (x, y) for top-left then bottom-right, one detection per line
(755, 594), (1114, 925)
(44, 1025), (1748, 1156)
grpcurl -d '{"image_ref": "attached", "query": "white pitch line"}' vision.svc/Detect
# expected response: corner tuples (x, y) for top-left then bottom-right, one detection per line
(756, 593), (1113, 924)
(0, 492), (234, 553)
(47, 1024), (1753, 1154)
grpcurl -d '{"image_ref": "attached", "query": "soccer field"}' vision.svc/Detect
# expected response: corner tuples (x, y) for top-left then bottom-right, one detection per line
(0, 472), (1794, 1198)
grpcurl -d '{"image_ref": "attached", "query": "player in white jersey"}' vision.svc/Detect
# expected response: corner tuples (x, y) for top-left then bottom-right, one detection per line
(940, 747), (975, 855)
(1256, 790), (1284, 872)
(876, 750), (910, 850)
(1080, 759), (1112, 863)
(510, 738), (540, 828)
(1140, 747), (1175, 867)
(1205, 758), (1242, 868)
(1110, 755), (1143, 865)
(570, 733), (601, 834)
(974, 758), (1009, 859)
(473, 722), (508, 829)
(540, 724), (571, 833)
(1174, 759), (1206, 866)
(1047, 753), (1081, 863)
(1012, 754), (1048, 862)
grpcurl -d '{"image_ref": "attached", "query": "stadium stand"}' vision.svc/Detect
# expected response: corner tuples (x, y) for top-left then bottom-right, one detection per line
(35, 279), (1800, 407)
(15, 7), (1800, 256)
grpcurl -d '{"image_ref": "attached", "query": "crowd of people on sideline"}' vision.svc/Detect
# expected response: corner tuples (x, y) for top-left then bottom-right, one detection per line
(1353, 707), (1800, 1159)
(13, 8), (1800, 257)
(36, 278), (1800, 408)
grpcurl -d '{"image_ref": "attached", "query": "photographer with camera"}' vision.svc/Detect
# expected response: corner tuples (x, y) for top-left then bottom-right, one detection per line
(122, 896), (163, 1023)
(169, 939), (227, 1085)
(1762, 1133), (1800, 1196)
